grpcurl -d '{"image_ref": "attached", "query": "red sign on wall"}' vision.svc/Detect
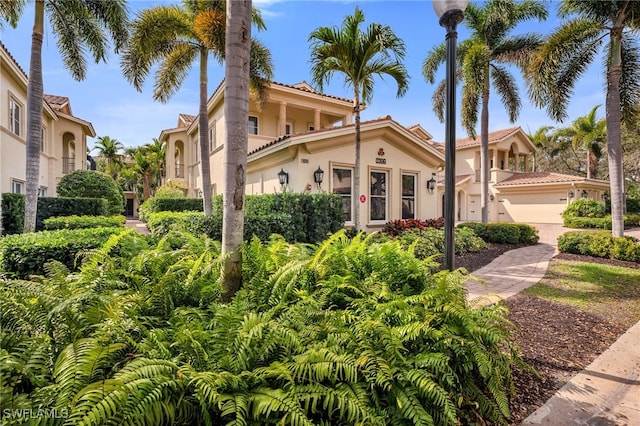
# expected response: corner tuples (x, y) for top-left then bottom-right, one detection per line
(359, 194), (366, 203)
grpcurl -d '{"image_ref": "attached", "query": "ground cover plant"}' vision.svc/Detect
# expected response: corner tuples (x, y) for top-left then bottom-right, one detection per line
(0, 229), (525, 425)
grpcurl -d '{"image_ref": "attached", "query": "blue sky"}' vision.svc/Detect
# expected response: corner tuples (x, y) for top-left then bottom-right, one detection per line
(1, 0), (605, 150)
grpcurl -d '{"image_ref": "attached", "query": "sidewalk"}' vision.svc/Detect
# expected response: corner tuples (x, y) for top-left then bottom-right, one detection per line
(464, 224), (640, 425)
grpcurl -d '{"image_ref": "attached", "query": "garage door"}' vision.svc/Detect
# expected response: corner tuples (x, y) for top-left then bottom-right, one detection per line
(497, 192), (567, 224)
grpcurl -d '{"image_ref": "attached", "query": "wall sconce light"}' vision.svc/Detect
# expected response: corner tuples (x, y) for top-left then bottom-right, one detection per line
(277, 168), (289, 186)
(426, 173), (437, 195)
(490, 194), (495, 202)
(313, 166), (324, 189)
(568, 190), (574, 199)
(582, 190), (588, 198)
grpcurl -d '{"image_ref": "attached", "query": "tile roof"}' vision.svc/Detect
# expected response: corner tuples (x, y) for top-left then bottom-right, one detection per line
(178, 114), (197, 127)
(455, 126), (521, 148)
(437, 174), (472, 185)
(248, 115), (394, 156)
(43, 95), (69, 110)
(494, 172), (590, 186)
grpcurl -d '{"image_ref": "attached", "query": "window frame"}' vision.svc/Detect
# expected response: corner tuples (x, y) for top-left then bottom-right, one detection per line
(369, 168), (389, 224)
(248, 115), (259, 135)
(11, 179), (24, 194)
(208, 121), (216, 152)
(331, 164), (354, 225)
(401, 171), (418, 220)
(41, 126), (46, 153)
(9, 96), (22, 137)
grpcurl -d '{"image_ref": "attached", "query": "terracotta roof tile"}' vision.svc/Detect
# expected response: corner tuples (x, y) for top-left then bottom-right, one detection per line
(248, 115), (394, 156)
(178, 114), (197, 127)
(456, 126), (521, 148)
(495, 172), (590, 186)
(43, 95), (69, 109)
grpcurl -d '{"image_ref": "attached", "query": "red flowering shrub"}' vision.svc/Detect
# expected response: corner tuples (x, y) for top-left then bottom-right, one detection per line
(382, 217), (444, 237)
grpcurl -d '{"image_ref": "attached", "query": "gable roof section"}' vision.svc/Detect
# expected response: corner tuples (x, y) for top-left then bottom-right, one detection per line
(455, 126), (521, 148)
(43, 95), (72, 115)
(494, 172), (608, 187)
(178, 114), (197, 128)
(248, 115), (445, 167)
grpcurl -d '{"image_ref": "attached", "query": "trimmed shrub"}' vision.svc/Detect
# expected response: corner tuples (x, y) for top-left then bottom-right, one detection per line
(398, 226), (487, 259)
(36, 197), (109, 230)
(57, 170), (125, 215)
(1, 193), (25, 235)
(564, 216), (612, 229)
(558, 230), (640, 262)
(144, 192), (344, 244)
(562, 198), (605, 219)
(0, 227), (127, 278)
(43, 215), (125, 230)
(457, 222), (539, 245)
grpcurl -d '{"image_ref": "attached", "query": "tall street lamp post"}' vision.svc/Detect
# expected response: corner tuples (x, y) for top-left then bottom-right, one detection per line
(433, 0), (467, 271)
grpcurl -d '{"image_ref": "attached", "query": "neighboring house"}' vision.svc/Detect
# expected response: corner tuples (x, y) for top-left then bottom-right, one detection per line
(160, 80), (611, 228)
(1, 42), (95, 197)
(444, 127), (610, 223)
(160, 81), (445, 231)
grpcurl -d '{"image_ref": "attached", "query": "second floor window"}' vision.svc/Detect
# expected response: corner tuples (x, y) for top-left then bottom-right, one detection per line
(41, 127), (46, 153)
(9, 98), (22, 136)
(209, 122), (216, 152)
(248, 116), (258, 135)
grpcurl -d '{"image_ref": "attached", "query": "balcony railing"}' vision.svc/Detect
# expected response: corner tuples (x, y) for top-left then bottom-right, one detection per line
(175, 163), (184, 178)
(62, 157), (75, 174)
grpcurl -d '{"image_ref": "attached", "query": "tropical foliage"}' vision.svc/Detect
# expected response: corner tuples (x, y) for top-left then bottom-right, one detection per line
(92, 136), (125, 179)
(309, 7), (409, 231)
(57, 170), (125, 216)
(526, 0), (640, 237)
(0, 230), (524, 425)
(0, 0), (129, 232)
(121, 0), (273, 217)
(423, 0), (547, 224)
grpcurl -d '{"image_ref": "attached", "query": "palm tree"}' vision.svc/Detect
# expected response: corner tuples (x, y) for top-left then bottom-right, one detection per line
(1, 1), (128, 232)
(220, 0), (252, 301)
(526, 0), (640, 237)
(121, 0), (272, 217)
(554, 105), (606, 179)
(309, 7), (409, 231)
(93, 136), (124, 179)
(423, 0), (547, 224)
(125, 139), (166, 201)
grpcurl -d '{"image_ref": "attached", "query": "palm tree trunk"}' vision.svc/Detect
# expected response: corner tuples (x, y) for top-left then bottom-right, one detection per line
(24, 0), (45, 233)
(143, 169), (151, 201)
(606, 28), (625, 237)
(480, 78), (490, 224)
(221, 0), (251, 301)
(353, 89), (361, 231)
(198, 47), (213, 216)
(586, 150), (592, 179)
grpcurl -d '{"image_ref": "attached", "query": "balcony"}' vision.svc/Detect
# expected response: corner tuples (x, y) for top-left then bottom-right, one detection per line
(62, 157), (75, 174)
(175, 163), (184, 178)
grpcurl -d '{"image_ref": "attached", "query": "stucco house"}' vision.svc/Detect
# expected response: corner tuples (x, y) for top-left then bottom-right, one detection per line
(160, 81), (444, 231)
(160, 79), (611, 229)
(445, 127), (610, 224)
(1, 41), (94, 197)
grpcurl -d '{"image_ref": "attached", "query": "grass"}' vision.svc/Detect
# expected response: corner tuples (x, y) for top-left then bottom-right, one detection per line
(523, 258), (640, 328)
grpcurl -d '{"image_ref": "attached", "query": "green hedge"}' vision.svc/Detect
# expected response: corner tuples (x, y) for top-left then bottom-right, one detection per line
(2, 195), (109, 232)
(558, 230), (640, 262)
(36, 197), (109, 230)
(139, 197), (205, 220)
(456, 222), (539, 245)
(0, 227), (130, 279)
(144, 193), (345, 243)
(397, 226), (488, 260)
(563, 214), (640, 229)
(43, 215), (126, 230)
(1, 193), (25, 235)
(147, 211), (300, 243)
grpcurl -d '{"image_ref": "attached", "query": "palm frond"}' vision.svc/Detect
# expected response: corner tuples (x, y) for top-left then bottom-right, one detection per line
(491, 64), (521, 122)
